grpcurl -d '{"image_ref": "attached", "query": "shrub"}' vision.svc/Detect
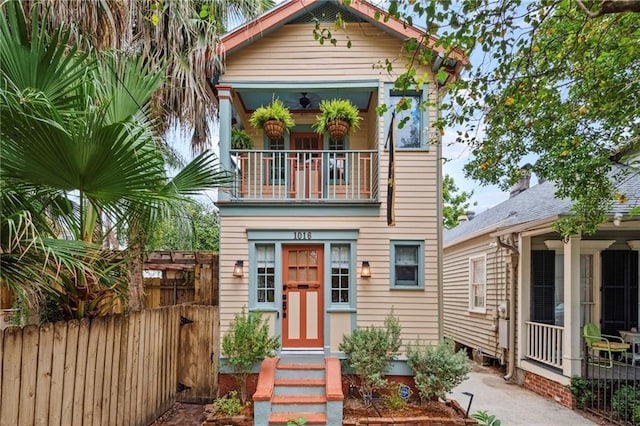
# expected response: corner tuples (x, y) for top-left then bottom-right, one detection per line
(213, 390), (245, 416)
(384, 382), (410, 410)
(339, 311), (402, 399)
(471, 410), (501, 426)
(612, 385), (640, 422)
(221, 308), (280, 404)
(231, 128), (253, 150)
(406, 338), (471, 402)
(568, 376), (594, 409)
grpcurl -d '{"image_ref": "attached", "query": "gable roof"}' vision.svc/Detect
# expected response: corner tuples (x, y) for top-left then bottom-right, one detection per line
(219, 0), (467, 64)
(443, 165), (640, 247)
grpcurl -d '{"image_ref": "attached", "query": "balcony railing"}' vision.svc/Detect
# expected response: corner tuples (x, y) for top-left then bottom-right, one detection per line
(525, 321), (564, 369)
(229, 149), (378, 201)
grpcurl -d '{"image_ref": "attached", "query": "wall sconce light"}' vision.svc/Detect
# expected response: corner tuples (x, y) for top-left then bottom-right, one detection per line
(361, 261), (371, 278)
(233, 260), (244, 277)
(614, 213), (623, 227)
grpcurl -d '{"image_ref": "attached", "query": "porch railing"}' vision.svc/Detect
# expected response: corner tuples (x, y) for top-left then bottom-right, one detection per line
(229, 149), (378, 201)
(525, 321), (564, 369)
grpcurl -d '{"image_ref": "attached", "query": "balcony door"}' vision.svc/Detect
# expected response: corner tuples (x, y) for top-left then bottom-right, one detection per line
(291, 133), (321, 198)
(282, 245), (324, 348)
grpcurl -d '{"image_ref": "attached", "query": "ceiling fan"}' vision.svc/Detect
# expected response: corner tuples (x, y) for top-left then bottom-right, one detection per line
(299, 93), (311, 109)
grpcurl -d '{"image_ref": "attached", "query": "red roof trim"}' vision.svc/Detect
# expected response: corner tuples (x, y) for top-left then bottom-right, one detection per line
(219, 0), (467, 64)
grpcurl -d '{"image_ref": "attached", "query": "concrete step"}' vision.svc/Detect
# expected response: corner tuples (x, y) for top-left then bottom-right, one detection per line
(271, 394), (327, 413)
(276, 363), (325, 380)
(274, 378), (326, 396)
(268, 412), (327, 425)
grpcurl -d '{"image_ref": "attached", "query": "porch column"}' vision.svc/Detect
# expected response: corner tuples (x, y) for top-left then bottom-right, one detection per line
(563, 236), (582, 377)
(517, 235), (531, 369)
(627, 241), (640, 328)
(216, 84), (233, 170)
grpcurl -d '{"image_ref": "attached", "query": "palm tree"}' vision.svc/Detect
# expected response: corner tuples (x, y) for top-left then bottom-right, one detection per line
(1, 3), (233, 316)
(16, 0), (275, 152)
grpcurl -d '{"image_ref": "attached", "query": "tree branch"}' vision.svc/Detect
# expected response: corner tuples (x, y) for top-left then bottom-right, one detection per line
(575, 0), (640, 18)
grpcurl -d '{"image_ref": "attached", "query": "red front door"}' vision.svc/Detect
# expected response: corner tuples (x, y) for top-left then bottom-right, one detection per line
(282, 245), (324, 348)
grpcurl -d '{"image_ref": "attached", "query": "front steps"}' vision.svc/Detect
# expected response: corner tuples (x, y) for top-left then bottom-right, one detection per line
(254, 356), (343, 426)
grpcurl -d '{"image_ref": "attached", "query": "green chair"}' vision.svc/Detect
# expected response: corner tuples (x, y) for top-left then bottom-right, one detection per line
(583, 323), (630, 368)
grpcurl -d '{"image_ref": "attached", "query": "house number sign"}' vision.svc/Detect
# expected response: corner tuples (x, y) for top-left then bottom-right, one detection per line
(293, 231), (312, 240)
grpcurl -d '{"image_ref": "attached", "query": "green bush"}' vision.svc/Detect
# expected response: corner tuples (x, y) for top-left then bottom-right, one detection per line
(231, 128), (253, 150)
(568, 376), (594, 409)
(471, 410), (501, 426)
(221, 308), (280, 404)
(339, 311), (402, 399)
(612, 385), (640, 422)
(213, 390), (245, 416)
(406, 338), (471, 402)
(384, 382), (410, 410)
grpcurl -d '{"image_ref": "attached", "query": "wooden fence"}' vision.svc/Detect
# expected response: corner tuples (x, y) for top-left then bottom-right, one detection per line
(0, 305), (218, 426)
(144, 251), (219, 308)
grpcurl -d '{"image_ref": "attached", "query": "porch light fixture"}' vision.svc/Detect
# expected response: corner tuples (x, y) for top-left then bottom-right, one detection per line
(233, 260), (244, 277)
(360, 261), (371, 278)
(614, 212), (623, 227)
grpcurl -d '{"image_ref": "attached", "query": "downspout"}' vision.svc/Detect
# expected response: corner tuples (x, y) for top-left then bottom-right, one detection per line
(495, 234), (519, 381)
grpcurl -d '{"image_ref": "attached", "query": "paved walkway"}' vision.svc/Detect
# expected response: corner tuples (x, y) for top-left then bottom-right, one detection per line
(449, 364), (599, 425)
(151, 402), (205, 426)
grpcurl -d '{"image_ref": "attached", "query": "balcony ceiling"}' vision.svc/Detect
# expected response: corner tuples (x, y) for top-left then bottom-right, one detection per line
(235, 89), (373, 113)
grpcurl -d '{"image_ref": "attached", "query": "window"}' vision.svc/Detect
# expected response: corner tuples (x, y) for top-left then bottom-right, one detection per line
(390, 240), (424, 288)
(469, 256), (486, 312)
(331, 245), (350, 303)
(328, 138), (346, 184)
(384, 84), (428, 150)
(267, 137), (286, 184)
(256, 244), (275, 303)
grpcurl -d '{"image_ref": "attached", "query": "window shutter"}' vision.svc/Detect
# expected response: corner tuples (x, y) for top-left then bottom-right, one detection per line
(531, 250), (555, 324)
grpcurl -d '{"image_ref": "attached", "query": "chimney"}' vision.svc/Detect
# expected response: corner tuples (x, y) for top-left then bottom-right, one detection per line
(458, 215), (468, 224)
(466, 210), (476, 221)
(510, 169), (531, 198)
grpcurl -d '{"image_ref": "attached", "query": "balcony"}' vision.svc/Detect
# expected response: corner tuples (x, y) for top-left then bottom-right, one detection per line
(229, 149), (378, 202)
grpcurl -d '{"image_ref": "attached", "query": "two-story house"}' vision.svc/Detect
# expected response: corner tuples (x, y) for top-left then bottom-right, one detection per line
(214, 0), (464, 360)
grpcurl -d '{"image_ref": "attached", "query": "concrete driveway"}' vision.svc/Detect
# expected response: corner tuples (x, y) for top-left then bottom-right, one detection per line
(449, 364), (598, 425)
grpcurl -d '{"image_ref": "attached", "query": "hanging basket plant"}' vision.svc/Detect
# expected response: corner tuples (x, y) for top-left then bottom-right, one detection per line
(313, 98), (362, 140)
(249, 99), (295, 140)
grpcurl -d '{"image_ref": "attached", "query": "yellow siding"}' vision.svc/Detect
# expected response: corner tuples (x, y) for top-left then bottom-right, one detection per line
(443, 236), (512, 360)
(223, 24), (412, 82)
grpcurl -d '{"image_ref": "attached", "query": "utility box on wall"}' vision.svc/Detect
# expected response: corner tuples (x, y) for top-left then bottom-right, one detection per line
(499, 318), (510, 349)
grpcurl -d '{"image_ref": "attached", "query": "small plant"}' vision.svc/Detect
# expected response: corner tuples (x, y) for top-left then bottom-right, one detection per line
(612, 385), (640, 422)
(406, 338), (471, 402)
(287, 417), (307, 426)
(568, 376), (593, 409)
(339, 310), (402, 400)
(221, 308), (280, 404)
(249, 98), (295, 130)
(471, 410), (501, 426)
(313, 98), (362, 136)
(213, 390), (245, 416)
(231, 128), (253, 150)
(384, 382), (410, 410)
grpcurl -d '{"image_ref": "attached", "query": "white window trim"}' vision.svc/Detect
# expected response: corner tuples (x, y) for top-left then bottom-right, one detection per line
(468, 254), (487, 313)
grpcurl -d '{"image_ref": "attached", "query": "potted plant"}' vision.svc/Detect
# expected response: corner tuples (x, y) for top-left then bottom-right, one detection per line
(249, 98), (295, 140)
(231, 128), (253, 150)
(313, 98), (362, 140)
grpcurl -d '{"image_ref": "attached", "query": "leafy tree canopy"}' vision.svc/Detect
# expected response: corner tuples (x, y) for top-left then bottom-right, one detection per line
(443, 175), (476, 229)
(146, 200), (220, 251)
(341, 0), (640, 236)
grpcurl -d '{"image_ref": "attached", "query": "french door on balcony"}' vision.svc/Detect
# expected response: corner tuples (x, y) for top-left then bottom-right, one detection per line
(282, 245), (324, 348)
(291, 133), (321, 198)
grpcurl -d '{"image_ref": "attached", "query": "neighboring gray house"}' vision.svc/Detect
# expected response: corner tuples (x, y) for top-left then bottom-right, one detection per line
(443, 168), (640, 406)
